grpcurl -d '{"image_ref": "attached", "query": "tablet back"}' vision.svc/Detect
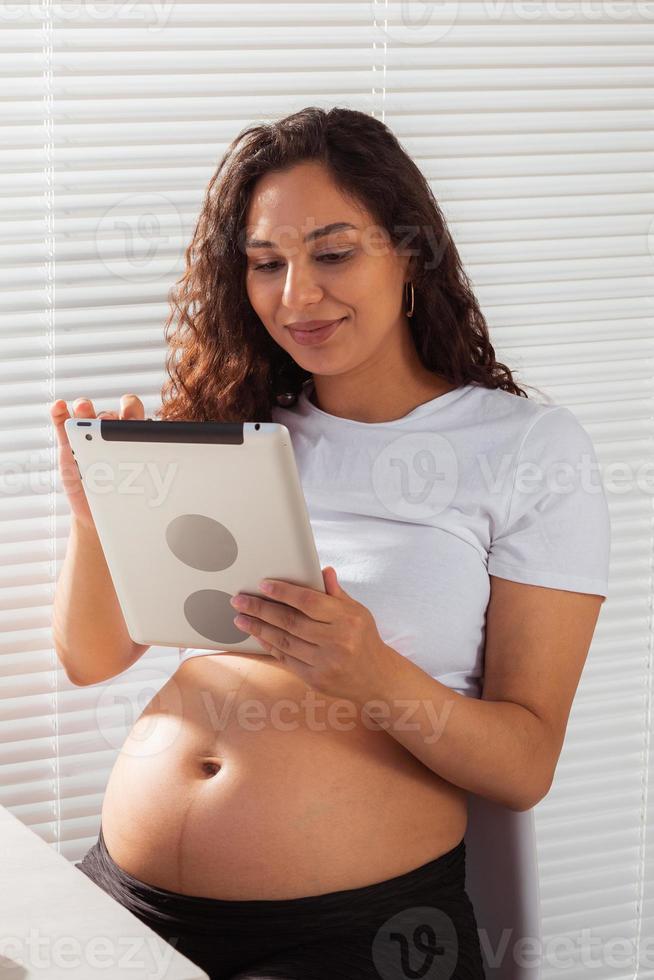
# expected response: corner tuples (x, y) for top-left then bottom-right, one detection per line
(64, 418), (323, 654)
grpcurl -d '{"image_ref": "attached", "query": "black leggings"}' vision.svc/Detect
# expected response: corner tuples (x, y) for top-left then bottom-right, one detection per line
(75, 825), (486, 980)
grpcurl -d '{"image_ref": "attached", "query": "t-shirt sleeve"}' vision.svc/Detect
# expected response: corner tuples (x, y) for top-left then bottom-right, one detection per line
(487, 406), (611, 599)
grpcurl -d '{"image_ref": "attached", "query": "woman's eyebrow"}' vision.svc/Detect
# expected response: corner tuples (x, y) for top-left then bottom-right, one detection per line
(245, 222), (358, 250)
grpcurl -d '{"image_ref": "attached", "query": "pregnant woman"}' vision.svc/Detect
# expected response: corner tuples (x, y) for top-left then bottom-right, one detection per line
(52, 107), (611, 980)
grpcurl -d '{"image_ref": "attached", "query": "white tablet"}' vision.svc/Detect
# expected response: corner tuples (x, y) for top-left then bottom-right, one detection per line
(64, 417), (324, 655)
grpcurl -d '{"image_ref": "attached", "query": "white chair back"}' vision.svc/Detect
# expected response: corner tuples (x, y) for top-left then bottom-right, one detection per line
(464, 792), (542, 980)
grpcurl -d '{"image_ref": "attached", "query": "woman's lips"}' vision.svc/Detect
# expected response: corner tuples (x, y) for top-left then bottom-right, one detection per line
(288, 318), (345, 345)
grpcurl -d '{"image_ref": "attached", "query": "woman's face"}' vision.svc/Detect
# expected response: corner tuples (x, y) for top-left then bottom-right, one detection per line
(243, 160), (412, 373)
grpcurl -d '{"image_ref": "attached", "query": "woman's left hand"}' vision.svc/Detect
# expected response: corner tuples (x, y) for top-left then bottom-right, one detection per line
(229, 567), (390, 703)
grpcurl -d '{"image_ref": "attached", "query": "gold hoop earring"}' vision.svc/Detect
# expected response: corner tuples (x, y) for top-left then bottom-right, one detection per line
(405, 280), (415, 318)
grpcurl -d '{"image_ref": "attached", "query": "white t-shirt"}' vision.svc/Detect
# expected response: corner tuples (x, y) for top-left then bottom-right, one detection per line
(179, 378), (611, 700)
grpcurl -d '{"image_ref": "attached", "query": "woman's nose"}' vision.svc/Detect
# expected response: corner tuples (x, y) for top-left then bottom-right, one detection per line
(281, 262), (324, 306)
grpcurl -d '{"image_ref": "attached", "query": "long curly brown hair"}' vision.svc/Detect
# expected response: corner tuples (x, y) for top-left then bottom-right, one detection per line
(155, 106), (537, 423)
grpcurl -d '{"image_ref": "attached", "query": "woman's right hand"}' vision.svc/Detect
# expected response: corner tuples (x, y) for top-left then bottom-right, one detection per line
(49, 395), (146, 530)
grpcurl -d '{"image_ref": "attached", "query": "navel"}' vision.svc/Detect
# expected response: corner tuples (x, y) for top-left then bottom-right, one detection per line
(199, 759), (223, 778)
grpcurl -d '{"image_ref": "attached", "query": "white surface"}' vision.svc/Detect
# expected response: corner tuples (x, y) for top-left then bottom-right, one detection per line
(65, 415), (322, 654)
(0, 804), (208, 979)
(465, 793), (542, 979)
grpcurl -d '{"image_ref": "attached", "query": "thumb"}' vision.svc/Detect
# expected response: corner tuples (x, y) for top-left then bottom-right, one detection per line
(322, 566), (345, 597)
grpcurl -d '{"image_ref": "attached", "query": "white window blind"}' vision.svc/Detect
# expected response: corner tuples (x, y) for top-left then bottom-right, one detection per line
(1, 4), (652, 978)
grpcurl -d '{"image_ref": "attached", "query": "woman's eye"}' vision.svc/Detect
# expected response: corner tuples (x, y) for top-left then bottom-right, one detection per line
(253, 251), (354, 273)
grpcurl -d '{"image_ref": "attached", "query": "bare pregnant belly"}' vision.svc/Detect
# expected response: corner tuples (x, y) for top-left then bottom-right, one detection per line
(100, 652), (468, 900)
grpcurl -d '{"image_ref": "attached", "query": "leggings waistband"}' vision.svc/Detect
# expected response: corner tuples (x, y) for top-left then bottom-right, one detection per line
(80, 825), (470, 926)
